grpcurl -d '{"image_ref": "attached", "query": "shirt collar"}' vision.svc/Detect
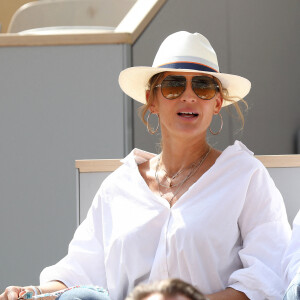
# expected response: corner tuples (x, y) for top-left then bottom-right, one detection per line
(121, 148), (157, 167)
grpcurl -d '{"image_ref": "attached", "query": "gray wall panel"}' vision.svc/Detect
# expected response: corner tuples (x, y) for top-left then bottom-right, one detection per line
(228, 0), (300, 154)
(0, 44), (129, 290)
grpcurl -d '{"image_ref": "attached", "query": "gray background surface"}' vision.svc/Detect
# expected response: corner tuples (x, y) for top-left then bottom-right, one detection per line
(0, 43), (132, 289)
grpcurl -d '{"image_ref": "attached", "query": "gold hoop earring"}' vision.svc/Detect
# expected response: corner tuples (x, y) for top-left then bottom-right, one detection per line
(209, 112), (223, 135)
(146, 112), (160, 135)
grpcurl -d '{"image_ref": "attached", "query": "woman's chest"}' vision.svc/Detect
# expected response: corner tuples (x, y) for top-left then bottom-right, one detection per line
(101, 185), (245, 250)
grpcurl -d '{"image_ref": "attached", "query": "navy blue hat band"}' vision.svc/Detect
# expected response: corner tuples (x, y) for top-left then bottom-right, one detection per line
(158, 62), (217, 73)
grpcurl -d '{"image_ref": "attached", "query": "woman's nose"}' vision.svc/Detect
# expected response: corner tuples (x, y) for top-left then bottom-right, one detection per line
(180, 81), (197, 102)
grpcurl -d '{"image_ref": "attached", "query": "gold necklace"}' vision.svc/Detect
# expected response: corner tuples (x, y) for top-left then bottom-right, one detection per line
(160, 167), (186, 188)
(155, 146), (211, 205)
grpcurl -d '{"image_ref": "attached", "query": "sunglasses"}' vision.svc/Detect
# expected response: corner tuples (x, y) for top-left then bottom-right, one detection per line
(155, 75), (220, 100)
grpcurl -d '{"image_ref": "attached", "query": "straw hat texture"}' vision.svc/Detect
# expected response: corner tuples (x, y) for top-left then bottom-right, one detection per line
(119, 31), (251, 106)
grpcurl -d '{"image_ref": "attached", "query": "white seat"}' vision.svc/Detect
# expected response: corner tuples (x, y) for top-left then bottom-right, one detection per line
(76, 155), (300, 225)
(8, 0), (137, 33)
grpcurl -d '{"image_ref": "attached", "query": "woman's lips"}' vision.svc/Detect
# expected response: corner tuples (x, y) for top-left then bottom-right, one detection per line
(177, 112), (199, 118)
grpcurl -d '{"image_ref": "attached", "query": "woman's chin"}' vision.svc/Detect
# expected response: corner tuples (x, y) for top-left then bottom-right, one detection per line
(165, 126), (207, 140)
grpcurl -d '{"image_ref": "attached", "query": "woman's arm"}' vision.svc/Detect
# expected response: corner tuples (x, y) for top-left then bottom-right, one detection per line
(0, 281), (67, 300)
(227, 163), (291, 298)
(206, 288), (249, 300)
(282, 210), (300, 286)
(37, 281), (67, 294)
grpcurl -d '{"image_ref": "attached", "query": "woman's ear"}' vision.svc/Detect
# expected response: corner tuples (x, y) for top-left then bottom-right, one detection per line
(146, 90), (150, 102)
(146, 90), (159, 114)
(214, 94), (223, 114)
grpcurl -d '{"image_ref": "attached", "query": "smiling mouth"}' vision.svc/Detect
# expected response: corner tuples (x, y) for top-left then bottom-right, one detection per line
(177, 112), (199, 118)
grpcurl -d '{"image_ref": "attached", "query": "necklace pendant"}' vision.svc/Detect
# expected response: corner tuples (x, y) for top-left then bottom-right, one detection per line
(169, 182), (173, 188)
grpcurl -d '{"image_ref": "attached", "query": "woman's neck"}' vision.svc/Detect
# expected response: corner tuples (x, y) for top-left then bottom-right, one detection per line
(159, 135), (211, 177)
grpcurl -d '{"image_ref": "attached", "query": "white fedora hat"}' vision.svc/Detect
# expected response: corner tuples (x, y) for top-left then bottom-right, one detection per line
(119, 31), (251, 107)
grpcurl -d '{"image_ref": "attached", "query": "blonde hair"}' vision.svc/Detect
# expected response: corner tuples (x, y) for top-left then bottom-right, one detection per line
(126, 278), (207, 300)
(213, 77), (248, 129)
(139, 72), (248, 133)
(139, 72), (165, 134)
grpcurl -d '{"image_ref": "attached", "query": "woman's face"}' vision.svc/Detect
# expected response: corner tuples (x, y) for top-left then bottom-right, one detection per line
(148, 71), (223, 141)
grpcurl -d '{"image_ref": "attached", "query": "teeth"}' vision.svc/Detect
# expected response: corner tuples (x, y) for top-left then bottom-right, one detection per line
(181, 112), (194, 114)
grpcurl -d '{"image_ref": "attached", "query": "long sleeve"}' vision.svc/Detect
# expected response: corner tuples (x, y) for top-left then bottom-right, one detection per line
(282, 210), (300, 286)
(228, 165), (291, 299)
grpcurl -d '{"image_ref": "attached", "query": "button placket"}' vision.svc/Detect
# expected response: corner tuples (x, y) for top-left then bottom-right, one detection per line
(148, 209), (172, 280)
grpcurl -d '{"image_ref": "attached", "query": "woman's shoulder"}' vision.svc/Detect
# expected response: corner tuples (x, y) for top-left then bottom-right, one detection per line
(100, 148), (156, 188)
(217, 140), (266, 173)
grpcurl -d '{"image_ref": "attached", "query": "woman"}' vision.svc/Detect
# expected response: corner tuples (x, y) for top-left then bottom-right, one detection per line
(0, 31), (291, 300)
(283, 210), (300, 299)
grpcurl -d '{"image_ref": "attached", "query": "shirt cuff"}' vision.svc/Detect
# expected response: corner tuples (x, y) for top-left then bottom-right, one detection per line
(229, 282), (269, 300)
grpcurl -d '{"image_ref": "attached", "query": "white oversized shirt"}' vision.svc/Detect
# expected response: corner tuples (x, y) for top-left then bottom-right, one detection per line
(282, 210), (300, 285)
(40, 141), (291, 300)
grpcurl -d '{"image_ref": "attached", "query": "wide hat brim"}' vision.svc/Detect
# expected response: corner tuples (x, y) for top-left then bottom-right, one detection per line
(119, 66), (251, 107)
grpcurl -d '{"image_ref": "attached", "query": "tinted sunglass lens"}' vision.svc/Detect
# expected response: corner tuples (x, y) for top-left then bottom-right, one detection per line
(161, 76), (186, 99)
(192, 76), (218, 100)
